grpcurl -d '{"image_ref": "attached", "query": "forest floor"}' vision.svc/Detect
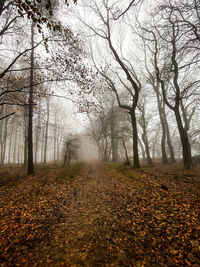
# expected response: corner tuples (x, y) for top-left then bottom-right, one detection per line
(0, 162), (200, 266)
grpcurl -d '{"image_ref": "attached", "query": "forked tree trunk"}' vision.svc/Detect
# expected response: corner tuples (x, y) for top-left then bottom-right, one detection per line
(120, 137), (130, 165)
(154, 87), (168, 164)
(142, 133), (153, 165)
(107, 36), (141, 169)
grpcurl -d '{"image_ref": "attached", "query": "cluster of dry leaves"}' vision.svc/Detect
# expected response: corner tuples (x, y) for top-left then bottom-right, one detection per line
(0, 163), (199, 266)
(0, 167), (79, 266)
(111, 164), (200, 266)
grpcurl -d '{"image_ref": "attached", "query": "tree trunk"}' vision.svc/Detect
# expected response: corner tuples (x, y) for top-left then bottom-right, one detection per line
(44, 97), (50, 164)
(131, 110), (140, 168)
(103, 138), (109, 161)
(163, 108), (176, 163)
(175, 108), (192, 169)
(53, 116), (57, 162)
(57, 136), (60, 162)
(139, 138), (146, 161)
(142, 133), (153, 165)
(0, 117), (2, 164)
(13, 130), (18, 163)
(2, 109), (8, 164)
(161, 127), (168, 164)
(110, 108), (118, 162)
(54, 134), (56, 162)
(27, 22), (34, 175)
(17, 142), (21, 164)
(138, 105), (153, 165)
(23, 105), (28, 167)
(41, 126), (45, 163)
(120, 137), (130, 165)
(34, 105), (41, 164)
(8, 123), (13, 164)
(154, 87), (168, 164)
(152, 126), (160, 159)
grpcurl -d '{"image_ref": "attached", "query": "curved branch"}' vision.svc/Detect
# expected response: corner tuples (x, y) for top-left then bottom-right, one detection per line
(113, 0), (142, 20)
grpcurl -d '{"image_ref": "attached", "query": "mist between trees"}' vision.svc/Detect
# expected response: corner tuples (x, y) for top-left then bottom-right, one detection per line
(0, 0), (199, 174)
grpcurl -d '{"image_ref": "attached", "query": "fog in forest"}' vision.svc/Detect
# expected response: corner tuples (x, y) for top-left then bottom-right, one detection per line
(0, 0), (199, 172)
(1, 1), (200, 266)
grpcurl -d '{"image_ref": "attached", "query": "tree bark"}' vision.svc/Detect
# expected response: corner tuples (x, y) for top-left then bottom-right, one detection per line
(120, 137), (130, 165)
(174, 108), (192, 169)
(153, 86), (168, 164)
(163, 108), (176, 163)
(23, 105), (28, 167)
(53, 115), (57, 162)
(1, 107), (8, 164)
(131, 109), (141, 168)
(141, 133), (153, 165)
(110, 108), (118, 162)
(8, 123), (13, 163)
(139, 138), (146, 161)
(138, 102), (153, 165)
(13, 130), (18, 163)
(34, 104), (41, 164)
(44, 97), (50, 164)
(41, 126), (45, 163)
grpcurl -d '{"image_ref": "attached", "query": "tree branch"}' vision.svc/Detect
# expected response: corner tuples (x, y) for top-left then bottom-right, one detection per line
(0, 112), (15, 120)
(0, 39), (43, 79)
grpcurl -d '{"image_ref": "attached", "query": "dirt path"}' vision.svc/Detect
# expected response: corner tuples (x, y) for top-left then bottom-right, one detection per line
(1, 163), (199, 266)
(43, 163), (136, 266)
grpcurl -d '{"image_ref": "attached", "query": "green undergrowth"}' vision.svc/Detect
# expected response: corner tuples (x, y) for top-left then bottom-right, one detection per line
(0, 162), (84, 187)
(106, 162), (142, 181)
(59, 162), (84, 181)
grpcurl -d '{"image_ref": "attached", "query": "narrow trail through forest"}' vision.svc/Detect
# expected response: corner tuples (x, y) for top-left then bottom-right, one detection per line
(45, 163), (138, 266)
(1, 162), (200, 266)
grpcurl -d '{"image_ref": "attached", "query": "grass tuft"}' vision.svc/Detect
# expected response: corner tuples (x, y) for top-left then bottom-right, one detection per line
(59, 162), (84, 180)
(106, 162), (143, 181)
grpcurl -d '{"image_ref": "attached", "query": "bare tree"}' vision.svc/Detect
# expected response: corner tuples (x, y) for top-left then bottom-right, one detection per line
(138, 96), (153, 165)
(138, 7), (198, 168)
(63, 134), (80, 166)
(82, 0), (143, 168)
